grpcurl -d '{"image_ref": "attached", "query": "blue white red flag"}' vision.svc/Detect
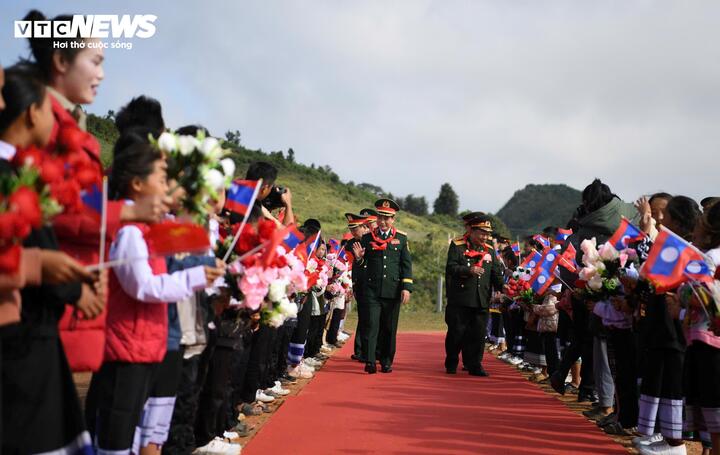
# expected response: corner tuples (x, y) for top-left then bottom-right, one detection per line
(608, 217), (645, 251)
(640, 227), (714, 292)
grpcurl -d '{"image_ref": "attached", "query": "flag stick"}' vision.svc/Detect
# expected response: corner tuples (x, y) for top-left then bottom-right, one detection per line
(553, 268), (575, 290)
(98, 177), (109, 271)
(223, 179), (263, 263)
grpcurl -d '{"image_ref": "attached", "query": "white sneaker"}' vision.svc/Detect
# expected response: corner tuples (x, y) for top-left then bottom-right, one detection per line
(303, 358), (321, 367)
(498, 353), (510, 360)
(298, 362), (316, 374)
(271, 381), (290, 396)
(530, 367), (542, 375)
(637, 440), (686, 455)
(509, 357), (523, 365)
(633, 433), (663, 447)
(255, 390), (275, 403)
(195, 437), (241, 455)
(287, 365), (312, 379)
(338, 333), (349, 341)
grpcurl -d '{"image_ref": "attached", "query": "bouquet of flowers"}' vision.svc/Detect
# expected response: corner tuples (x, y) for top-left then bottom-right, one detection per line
(576, 238), (638, 302)
(0, 160), (63, 273)
(504, 267), (540, 305)
(154, 130), (236, 223)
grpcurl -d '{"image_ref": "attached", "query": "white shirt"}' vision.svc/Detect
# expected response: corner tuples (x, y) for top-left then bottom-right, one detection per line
(0, 140), (16, 161)
(110, 225), (207, 303)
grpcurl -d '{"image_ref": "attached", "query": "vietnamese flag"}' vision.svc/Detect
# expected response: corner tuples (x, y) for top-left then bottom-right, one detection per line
(145, 221), (210, 256)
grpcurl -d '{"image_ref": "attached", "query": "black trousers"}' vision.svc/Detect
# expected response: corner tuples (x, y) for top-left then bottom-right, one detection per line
(271, 323), (292, 381)
(90, 361), (157, 451)
(365, 296), (401, 366)
(262, 327), (279, 389)
(353, 295), (368, 358)
(195, 346), (237, 446)
(290, 296), (312, 346)
(305, 314), (326, 358)
(165, 353), (202, 455)
(554, 298), (594, 391)
(241, 325), (272, 404)
(326, 308), (344, 345)
(608, 328), (639, 428)
(444, 305), (489, 372)
(539, 332), (559, 375)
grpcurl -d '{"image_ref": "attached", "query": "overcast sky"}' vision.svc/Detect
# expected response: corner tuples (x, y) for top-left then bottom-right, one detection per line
(3, 1), (718, 213)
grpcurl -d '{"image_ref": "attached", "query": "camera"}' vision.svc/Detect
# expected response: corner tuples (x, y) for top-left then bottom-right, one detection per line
(261, 185), (287, 210)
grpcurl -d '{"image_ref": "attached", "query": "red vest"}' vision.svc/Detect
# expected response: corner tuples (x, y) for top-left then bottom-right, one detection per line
(104, 223), (169, 364)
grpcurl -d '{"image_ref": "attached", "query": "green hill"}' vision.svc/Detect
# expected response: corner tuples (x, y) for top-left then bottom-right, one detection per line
(87, 113), (488, 312)
(496, 184), (582, 238)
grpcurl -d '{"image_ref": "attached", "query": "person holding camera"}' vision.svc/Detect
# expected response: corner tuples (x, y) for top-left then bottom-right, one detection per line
(245, 161), (294, 226)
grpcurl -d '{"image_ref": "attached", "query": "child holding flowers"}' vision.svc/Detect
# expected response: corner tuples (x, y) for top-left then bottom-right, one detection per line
(88, 141), (225, 454)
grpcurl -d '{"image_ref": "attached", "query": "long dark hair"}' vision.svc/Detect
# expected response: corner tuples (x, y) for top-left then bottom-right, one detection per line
(581, 178), (616, 214)
(22, 10), (87, 82)
(0, 63), (46, 134)
(666, 196), (700, 241)
(109, 141), (163, 200)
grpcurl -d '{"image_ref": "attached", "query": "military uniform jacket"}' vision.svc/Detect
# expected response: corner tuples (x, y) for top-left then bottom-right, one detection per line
(347, 237), (366, 297)
(359, 228), (413, 300)
(445, 237), (504, 309)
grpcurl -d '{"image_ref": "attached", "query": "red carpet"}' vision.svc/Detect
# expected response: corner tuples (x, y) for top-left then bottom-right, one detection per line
(244, 332), (626, 455)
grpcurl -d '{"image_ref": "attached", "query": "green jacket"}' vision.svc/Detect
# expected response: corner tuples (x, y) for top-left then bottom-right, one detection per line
(567, 197), (640, 263)
(359, 228), (413, 300)
(445, 237), (504, 309)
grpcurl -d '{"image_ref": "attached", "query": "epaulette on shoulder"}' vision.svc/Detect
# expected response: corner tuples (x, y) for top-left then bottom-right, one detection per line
(452, 237), (466, 246)
(396, 230), (408, 236)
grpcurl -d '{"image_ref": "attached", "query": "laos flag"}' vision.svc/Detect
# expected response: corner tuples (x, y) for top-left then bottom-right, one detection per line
(520, 249), (542, 269)
(281, 225), (304, 251)
(558, 243), (578, 273)
(533, 234), (551, 250)
(556, 228), (573, 242)
(80, 183), (103, 220)
(328, 238), (341, 255)
(609, 217), (645, 251)
(528, 249), (560, 294)
(511, 242), (520, 256)
(640, 227), (714, 293)
(225, 179), (259, 216)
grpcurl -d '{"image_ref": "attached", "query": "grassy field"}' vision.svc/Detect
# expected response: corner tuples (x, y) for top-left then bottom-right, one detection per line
(343, 306), (446, 332)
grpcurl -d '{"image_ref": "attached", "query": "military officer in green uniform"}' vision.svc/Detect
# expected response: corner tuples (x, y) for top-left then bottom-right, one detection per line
(345, 212), (371, 362)
(444, 214), (504, 376)
(359, 208), (378, 231)
(352, 199), (413, 374)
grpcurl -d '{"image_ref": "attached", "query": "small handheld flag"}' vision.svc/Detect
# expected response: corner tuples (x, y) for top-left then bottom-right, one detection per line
(557, 243), (578, 273)
(145, 221), (211, 256)
(608, 217), (645, 251)
(640, 227), (714, 293)
(520, 249), (542, 269)
(533, 234), (551, 250)
(527, 248), (561, 294)
(80, 183), (103, 220)
(225, 179), (259, 216)
(281, 225), (304, 251)
(511, 242), (521, 256)
(556, 228), (573, 242)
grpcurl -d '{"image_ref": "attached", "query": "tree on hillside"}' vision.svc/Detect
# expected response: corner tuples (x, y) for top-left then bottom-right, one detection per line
(225, 130), (242, 146)
(433, 183), (459, 216)
(403, 194), (429, 216)
(358, 183), (385, 196)
(287, 148), (295, 163)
